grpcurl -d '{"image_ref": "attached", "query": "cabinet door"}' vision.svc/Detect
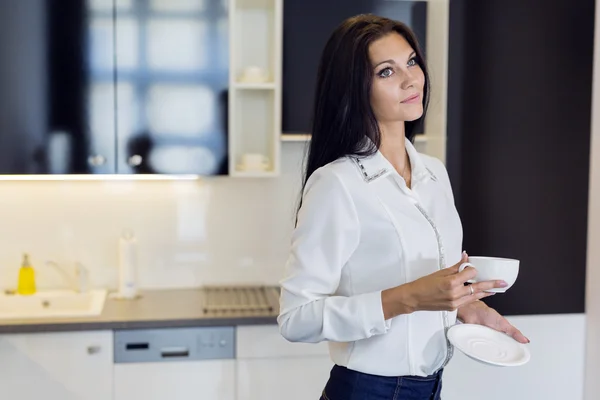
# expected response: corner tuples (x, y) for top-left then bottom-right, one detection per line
(0, 1), (49, 174)
(237, 357), (332, 400)
(0, 330), (113, 400)
(236, 325), (333, 400)
(84, 0), (118, 174)
(114, 360), (235, 400)
(114, 1), (229, 175)
(0, 0), (117, 175)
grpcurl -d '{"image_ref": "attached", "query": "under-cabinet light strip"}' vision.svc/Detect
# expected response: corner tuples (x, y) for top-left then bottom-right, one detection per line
(0, 175), (200, 181)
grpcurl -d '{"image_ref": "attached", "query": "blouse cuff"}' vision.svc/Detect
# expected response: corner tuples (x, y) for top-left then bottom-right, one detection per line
(359, 290), (393, 337)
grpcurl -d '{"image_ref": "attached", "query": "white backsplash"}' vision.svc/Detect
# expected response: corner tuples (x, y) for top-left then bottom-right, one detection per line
(0, 142), (307, 291)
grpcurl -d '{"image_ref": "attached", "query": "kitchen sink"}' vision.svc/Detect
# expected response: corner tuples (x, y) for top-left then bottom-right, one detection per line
(0, 289), (107, 320)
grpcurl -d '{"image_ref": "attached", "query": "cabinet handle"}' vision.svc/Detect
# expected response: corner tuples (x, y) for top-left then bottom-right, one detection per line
(160, 346), (189, 358)
(87, 345), (101, 355)
(88, 155), (106, 166)
(128, 155), (143, 167)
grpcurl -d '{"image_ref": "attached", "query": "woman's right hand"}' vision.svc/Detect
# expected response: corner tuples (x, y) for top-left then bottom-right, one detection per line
(403, 252), (507, 313)
(381, 253), (508, 318)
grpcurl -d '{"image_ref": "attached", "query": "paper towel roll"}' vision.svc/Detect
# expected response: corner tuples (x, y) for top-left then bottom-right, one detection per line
(118, 229), (138, 299)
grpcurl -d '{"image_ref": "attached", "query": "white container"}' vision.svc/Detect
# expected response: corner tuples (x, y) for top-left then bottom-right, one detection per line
(117, 229), (138, 299)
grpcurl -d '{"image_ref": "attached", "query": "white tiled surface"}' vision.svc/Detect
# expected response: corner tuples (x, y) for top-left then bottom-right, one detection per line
(0, 142), (306, 291)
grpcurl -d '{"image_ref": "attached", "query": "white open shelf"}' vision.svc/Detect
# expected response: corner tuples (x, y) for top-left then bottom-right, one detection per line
(233, 82), (276, 90)
(280, 134), (311, 142)
(280, 134), (429, 143)
(231, 90), (277, 174)
(421, 0), (450, 163)
(228, 0), (283, 177)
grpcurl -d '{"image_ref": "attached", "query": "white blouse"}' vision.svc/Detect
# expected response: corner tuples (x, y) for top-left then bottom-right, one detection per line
(277, 138), (464, 377)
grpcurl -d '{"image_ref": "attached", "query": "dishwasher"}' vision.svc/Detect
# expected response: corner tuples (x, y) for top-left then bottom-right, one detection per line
(113, 326), (236, 400)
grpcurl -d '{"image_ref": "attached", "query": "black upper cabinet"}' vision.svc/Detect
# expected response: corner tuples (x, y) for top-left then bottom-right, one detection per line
(0, 0), (116, 174)
(0, 0), (229, 176)
(0, 1), (44, 174)
(56, 0), (117, 174)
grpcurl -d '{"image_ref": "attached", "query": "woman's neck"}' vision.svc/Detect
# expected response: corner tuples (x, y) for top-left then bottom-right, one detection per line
(379, 122), (410, 176)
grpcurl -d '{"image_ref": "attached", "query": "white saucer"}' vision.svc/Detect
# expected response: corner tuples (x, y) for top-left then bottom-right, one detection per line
(447, 324), (531, 367)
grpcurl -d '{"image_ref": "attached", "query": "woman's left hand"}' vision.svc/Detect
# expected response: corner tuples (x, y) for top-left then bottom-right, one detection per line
(457, 300), (530, 344)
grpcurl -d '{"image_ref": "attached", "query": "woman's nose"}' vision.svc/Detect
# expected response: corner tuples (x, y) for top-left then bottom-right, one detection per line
(400, 70), (417, 90)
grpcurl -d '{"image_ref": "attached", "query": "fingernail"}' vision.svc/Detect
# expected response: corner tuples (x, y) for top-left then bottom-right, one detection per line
(527, 338), (531, 343)
(499, 281), (508, 287)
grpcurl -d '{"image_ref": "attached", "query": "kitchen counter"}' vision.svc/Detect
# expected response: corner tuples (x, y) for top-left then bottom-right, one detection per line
(0, 286), (280, 334)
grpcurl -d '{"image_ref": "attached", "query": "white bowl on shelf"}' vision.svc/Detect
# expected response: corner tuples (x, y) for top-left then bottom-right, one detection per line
(238, 66), (270, 83)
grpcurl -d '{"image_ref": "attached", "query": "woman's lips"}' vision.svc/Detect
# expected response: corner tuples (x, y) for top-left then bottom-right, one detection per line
(401, 93), (420, 104)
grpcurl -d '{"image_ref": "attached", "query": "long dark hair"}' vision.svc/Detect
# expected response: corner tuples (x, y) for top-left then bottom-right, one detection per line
(296, 14), (430, 217)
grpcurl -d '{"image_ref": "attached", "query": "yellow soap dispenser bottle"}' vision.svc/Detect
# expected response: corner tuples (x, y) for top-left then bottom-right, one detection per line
(17, 253), (36, 295)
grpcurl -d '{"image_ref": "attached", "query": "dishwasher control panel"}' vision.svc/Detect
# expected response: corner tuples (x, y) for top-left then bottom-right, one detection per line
(114, 326), (235, 363)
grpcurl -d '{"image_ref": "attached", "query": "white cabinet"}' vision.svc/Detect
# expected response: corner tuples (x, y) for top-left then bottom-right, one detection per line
(0, 324), (333, 400)
(228, 0), (283, 177)
(114, 360), (235, 400)
(0, 330), (113, 400)
(236, 325), (333, 400)
(237, 357), (332, 400)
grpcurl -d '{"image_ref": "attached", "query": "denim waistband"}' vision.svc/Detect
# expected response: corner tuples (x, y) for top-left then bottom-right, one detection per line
(321, 365), (443, 400)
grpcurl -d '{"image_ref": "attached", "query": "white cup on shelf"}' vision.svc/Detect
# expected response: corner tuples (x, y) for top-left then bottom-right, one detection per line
(238, 153), (270, 171)
(238, 66), (269, 83)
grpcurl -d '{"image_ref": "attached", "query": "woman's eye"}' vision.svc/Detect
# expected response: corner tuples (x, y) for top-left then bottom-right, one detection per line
(407, 58), (417, 67)
(378, 67), (394, 78)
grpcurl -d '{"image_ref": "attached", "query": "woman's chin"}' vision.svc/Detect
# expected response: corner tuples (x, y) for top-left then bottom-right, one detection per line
(402, 109), (424, 122)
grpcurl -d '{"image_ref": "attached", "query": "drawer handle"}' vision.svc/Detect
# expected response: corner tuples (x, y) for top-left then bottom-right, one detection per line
(160, 347), (190, 358)
(126, 342), (149, 351)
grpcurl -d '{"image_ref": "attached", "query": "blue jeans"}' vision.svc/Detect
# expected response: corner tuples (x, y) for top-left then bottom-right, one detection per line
(320, 365), (443, 400)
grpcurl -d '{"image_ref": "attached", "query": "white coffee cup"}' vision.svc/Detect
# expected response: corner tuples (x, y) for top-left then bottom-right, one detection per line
(239, 66), (268, 83)
(458, 256), (520, 293)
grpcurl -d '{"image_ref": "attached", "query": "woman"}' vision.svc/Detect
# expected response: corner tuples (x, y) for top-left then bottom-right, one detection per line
(277, 14), (529, 400)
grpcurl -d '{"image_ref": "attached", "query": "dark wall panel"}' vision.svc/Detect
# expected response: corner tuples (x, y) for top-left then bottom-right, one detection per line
(447, 0), (594, 315)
